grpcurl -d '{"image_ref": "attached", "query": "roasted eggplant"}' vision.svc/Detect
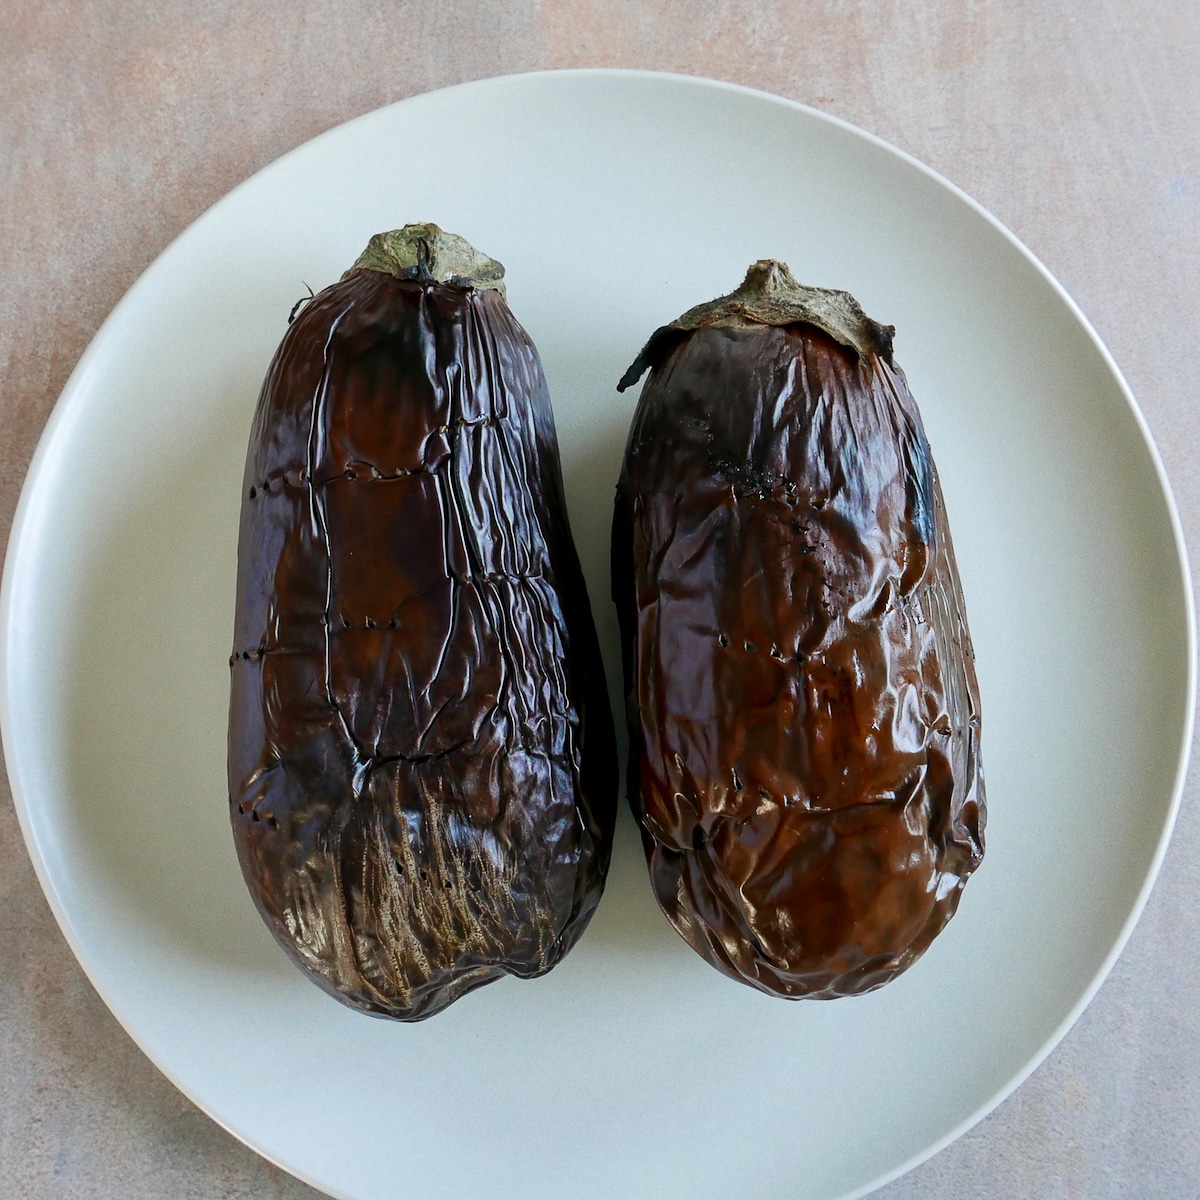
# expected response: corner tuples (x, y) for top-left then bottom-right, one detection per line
(229, 224), (616, 1020)
(613, 261), (984, 998)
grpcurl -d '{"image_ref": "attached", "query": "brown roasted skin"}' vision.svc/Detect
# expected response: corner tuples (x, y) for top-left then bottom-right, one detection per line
(613, 267), (984, 999)
(229, 230), (616, 1021)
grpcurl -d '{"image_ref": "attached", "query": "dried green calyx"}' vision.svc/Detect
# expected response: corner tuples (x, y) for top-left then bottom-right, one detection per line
(346, 223), (506, 295)
(618, 259), (894, 391)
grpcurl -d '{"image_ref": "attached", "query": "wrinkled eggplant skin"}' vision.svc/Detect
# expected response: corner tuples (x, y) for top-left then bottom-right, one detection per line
(229, 269), (616, 1021)
(613, 322), (984, 999)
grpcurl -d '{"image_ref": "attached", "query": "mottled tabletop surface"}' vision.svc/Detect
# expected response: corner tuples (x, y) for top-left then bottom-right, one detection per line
(3, 4), (1198, 1198)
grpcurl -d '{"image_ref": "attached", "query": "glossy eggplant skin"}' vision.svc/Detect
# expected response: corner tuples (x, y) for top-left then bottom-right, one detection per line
(613, 267), (984, 999)
(229, 231), (616, 1021)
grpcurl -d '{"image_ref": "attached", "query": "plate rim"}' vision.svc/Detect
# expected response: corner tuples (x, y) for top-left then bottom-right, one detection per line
(2, 67), (1195, 1200)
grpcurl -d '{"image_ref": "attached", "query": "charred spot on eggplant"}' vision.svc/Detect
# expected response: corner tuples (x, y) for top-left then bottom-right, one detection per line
(229, 224), (617, 1021)
(612, 260), (984, 999)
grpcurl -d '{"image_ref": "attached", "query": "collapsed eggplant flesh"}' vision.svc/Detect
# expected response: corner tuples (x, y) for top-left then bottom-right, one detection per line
(229, 227), (616, 1021)
(613, 262), (984, 998)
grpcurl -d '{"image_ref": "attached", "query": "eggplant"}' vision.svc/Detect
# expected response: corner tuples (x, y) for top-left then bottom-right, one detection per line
(613, 261), (984, 999)
(228, 224), (616, 1020)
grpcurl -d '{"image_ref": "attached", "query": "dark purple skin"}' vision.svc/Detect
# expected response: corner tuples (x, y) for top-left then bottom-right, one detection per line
(228, 228), (616, 1021)
(613, 262), (984, 999)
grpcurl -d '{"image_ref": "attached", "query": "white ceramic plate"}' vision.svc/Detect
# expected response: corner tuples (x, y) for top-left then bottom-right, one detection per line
(2, 70), (1193, 1200)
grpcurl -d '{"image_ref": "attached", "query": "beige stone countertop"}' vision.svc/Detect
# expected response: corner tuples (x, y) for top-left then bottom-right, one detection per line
(2, 3), (1198, 1197)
